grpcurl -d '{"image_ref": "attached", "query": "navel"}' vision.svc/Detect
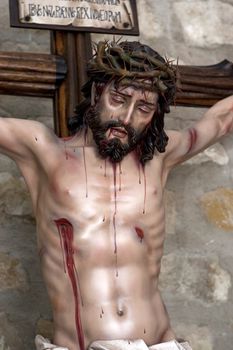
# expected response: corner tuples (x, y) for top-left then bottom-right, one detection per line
(117, 309), (124, 317)
(116, 300), (126, 317)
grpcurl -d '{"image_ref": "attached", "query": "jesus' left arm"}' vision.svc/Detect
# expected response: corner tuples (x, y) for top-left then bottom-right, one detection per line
(162, 95), (233, 169)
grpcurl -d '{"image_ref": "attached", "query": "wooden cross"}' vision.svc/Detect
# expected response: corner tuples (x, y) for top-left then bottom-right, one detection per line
(1, 2), (233, 137)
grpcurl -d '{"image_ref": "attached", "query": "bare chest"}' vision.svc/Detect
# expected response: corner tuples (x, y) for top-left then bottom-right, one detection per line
(37, 149), (166, 262)
(47, 149), (163, 223)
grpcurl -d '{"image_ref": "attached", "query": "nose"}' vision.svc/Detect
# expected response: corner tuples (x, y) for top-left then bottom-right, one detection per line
(118, 103), (134, 125)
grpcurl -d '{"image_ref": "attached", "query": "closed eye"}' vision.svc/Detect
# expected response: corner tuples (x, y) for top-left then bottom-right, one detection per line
(138, 105), (154, 113)
(110, 93), (125, 104)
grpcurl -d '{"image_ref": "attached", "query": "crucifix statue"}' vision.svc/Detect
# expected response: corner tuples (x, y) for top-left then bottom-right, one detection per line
(1, 1), (233, 350)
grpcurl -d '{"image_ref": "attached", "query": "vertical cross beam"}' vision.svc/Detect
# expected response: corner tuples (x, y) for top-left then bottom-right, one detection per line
(51, 32), (92, 137)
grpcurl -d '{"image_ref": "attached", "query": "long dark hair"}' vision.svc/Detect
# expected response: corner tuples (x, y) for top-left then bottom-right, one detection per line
(68, 41), (178, 165)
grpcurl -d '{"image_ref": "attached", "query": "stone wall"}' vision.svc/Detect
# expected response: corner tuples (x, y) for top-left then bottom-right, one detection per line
(0, 1), (233, 349)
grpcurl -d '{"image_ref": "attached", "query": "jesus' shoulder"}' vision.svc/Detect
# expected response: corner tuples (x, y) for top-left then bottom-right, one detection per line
(0, 117), (62, 207)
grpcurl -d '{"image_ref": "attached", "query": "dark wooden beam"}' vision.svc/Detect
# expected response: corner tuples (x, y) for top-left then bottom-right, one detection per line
(0, 51), (66, 97)
(176, 60), (233, 107)
(51, 31), (92, 137)
(0, 50), (232, 135)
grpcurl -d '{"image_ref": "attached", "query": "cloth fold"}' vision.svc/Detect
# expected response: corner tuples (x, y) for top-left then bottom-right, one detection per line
(89, 339), (192, 350)
(35, 335), (69, 350)
(35, 335), (192, 350)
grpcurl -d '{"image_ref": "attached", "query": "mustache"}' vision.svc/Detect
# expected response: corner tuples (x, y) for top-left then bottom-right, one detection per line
(84, 104), (158, 163)
(98, 120), (133, 134)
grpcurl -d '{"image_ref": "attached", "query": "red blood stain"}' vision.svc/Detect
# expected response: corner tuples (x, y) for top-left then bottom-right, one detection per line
(54, 218), (85, 350)
(187, 128), (197, 153)
(135, 227), (144, 242)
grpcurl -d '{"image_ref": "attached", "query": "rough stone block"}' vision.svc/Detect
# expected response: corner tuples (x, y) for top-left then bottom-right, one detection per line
(173, 1), (233, 48)
(36, 318), (54, 342)
(201, 187), (233, 231)
(174, 324), (213, 350)
(0, 312), (24, 350)
(160, 253), (231, 303)
(184, 143), (229, 166)
(164, 190), (177, 235)
(0, 173), (33, 217)
(0, 252), (28, 291)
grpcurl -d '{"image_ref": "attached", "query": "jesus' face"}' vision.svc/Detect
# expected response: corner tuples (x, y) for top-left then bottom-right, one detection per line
(86, 82), (158, 163)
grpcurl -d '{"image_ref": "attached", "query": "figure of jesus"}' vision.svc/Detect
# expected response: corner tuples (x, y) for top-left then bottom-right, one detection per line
(1, 41), (233, 350)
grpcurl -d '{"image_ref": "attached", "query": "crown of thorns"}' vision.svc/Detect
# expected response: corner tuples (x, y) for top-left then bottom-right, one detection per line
(87, 41), (177, 94)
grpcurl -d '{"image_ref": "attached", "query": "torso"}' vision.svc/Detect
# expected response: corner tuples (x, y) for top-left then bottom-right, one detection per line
(21, 133), (173, 350)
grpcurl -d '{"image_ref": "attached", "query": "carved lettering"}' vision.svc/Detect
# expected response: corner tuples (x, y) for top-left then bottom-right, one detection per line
(18, 0), (135, 32)
(28, 4), (122, 22)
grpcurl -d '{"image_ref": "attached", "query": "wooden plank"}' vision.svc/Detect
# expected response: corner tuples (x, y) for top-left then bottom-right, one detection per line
(0, 51), (66, 97)
(51, 31), (91, 137)
(176, 60), (233, 107)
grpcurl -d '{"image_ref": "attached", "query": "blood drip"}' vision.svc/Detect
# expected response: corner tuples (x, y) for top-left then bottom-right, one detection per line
(113, 164), (118, 277)
(54, 218), (85, 350)
(142, 166), (147, 214)
(101, 307), (104, 314)
(82, 146), (88, 198)
(144, 328), (146, 334)
(138, 162), (142, 185)
(64, 141), (68, 160)
(102, 216), (105, 222)
(104, 160), (107, 177)
(119, 162), (122, 191)
(135, 227), (144, 243)
(35, 137), (38, 142)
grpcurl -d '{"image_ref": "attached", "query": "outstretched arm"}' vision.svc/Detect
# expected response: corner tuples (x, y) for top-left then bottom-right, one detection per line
(0, 117), (59, 208)
(164, 95), (233, 168)
(0, 117), (56, 164)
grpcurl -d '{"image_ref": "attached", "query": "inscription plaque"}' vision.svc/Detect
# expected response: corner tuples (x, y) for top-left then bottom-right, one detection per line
(9, 0), (139, 35)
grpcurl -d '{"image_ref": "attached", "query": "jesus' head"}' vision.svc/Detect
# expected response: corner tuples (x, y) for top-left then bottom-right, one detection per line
(68, 41), (178, 165)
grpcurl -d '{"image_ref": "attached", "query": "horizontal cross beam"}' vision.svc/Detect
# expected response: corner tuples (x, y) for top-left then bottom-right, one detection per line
(176, 60), (233, 107)
(0, 53), (232, 107)
(0, 48), (232, 136)
(0, 51), (66, 97)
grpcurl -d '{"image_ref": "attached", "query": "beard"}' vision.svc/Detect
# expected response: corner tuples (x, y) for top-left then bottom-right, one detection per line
(85, 105), (147, 163)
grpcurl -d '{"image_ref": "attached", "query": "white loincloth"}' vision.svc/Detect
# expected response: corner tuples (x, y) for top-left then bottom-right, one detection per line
(35, 335), (69, 350)
(89, 339), (192, 350)
(35, 335), (192, 350)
